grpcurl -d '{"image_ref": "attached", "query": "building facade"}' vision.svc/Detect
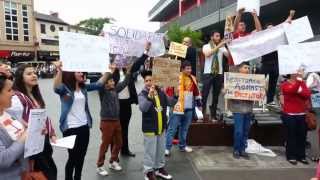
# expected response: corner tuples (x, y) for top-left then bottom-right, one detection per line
(0, 0), (36, 63)
(149, 0), (320, 39)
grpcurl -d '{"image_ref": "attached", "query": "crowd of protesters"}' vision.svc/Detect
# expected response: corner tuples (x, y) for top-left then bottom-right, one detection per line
(0, 7), (320, 180)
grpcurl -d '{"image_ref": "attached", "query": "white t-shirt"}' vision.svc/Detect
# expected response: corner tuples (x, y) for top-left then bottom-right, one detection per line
(202, 43), (228, 75)
(67, 91), (88, 128)
(118, 70), (130, 100)
(6, 95), (24, 121)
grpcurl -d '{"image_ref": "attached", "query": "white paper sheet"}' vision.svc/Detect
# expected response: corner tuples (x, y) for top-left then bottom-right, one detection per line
(284, 16), (314, 44)
(59, 31), (110, 72)
(51, 135), (76, 149)
(278, 41), (320, 75)
(237, 0), (260, 16)
(24, 109), (47, 158)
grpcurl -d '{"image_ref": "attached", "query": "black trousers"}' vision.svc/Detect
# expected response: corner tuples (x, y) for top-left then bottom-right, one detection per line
(63, 125), (90, 180)
(201, 74), (223, 118)
(261, 65), (279, 103)
(33, 135), (57, 180)
(119, 99), (132, 152)
(282, 114), (307, 160)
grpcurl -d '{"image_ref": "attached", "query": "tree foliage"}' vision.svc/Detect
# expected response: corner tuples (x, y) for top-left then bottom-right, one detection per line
(76, 17), (115, 35)
(167, 23), (203, 48)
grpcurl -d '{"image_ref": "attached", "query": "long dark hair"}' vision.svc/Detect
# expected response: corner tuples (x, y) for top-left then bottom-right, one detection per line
(62, 71), (86, 91)
(13, 64), (45, 108)
(0, 74), (8, 93)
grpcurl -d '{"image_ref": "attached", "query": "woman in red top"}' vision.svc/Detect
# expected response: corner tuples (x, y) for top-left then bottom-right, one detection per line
(281, 71), (311, 165)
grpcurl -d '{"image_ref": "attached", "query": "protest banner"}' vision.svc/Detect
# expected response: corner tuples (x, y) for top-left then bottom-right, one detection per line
(152, 58), (181, 87)
(278, 41), (320, 75)
(103, 24), (166, 57)
(228, 16), (314, 65)
(224, 15), (234, 42)
(24, 109), (47, 158)
(114, 54), (134, 68)
(59, 31), (109, 72)
(168, 42), (188, 58)
(237, 0), (260, 16)
(224, 72), (266, 101)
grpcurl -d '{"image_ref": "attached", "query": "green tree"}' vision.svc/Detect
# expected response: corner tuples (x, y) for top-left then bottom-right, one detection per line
(76, 17), (115, 35)
(167, 23), (203, 48)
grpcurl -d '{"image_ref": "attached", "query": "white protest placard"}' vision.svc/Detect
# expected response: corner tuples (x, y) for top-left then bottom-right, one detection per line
(284, 16), (314, 44)
(237, 0), (260, 16)
(278, 41), (320, 75)
(51, 135), (76, 149)
(24, 109), (47, 158)
(224, 72), (266, 101)
(168, 42), (188, 58)
(59, 31), (109, 72)
(103, 24), (166, 57)
(229, 24), (287, 65)
(229, 16), (314, 65)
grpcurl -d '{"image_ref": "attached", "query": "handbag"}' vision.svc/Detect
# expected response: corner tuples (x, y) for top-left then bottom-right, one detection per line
(306, 110), (317, 131)
(21, 160), (47, 180)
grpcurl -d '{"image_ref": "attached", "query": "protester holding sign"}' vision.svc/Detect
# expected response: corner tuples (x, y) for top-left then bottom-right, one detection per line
(165, 61), (202, 155)
(228, 62), (254, 159)
(280, 70), (311, 165)
(7, 64), (57, 180)
(229, 8), (262, 65)
(0, 74), (28, 180)
(53, 61), (109, 180)
(138, 71), (174, 180)
(182, 37), (197, 76)
(202, 31), (229, 121)
(113, 42), (152, 157)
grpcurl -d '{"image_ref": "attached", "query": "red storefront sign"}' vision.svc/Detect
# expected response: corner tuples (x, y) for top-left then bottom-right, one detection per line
(0, 50), (11, 58)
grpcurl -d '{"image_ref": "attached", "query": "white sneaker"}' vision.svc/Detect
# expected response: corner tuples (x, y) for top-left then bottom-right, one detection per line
(181, 146), (193, 153)
(165, 149), (170, 156)
(109, 161), (122, 171)
(155, 168), (173, 180)
(96, 166), (108, 176)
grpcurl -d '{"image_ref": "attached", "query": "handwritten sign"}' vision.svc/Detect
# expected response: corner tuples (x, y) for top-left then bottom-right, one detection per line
(114, 54), (134, 68)
(278, 41), (320, 75)
(237, 0), (260, 16)
(168, 42), (188, 58)
(224, 15), (234, 42)
(152, 58), (181, 87)
(25, 109), (47, 158)
(224, 72), (266, 101)
(59, 31), (109, 72)
(103, 24), (165, 57)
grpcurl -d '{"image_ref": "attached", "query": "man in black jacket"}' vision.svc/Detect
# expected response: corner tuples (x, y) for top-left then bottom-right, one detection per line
(182, 37), (197, 76)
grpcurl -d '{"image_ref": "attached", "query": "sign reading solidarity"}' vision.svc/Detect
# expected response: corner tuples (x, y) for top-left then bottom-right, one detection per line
(103, 24), (166, 57)
(152, 58), (181, 87)
(168, 42), (188, 58)
(224, 72), (266, 101)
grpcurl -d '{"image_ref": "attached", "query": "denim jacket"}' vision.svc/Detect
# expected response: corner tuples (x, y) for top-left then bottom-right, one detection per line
(54, 82), (103, 132)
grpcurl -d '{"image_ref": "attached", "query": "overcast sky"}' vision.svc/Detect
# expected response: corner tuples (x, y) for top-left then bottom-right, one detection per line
(34, 0), (160, 32)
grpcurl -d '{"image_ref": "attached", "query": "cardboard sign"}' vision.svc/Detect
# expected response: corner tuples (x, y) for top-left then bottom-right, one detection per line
(237, 0), (260, 16)
(103, 24), (166, 57)
(224, 72), (266, 101)
(152, 58), (181, 87)
(168, 42), (188, 58)
(278, 41), (320, 75)
(59, 31), (109, 72)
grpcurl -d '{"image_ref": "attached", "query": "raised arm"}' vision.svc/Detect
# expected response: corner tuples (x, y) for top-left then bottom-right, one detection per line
(285, 10), (296, 23)
(251, 9), (262, 32)
(202, 40), (228, 58)
(233, 8), (245, 32)
(52, 61), (63, 89)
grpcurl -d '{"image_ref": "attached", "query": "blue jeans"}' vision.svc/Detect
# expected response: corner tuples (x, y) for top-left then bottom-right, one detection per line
(233, 113), (252, 153)
(166, 109), (193, 150)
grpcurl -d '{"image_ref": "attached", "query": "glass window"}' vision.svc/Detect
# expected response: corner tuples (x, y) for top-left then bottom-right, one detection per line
(23, 17), (28, 23)
(22, 11), (27, 16)
(5, 8), (10, 14)
(50, 25), (56, 32)
(11, 9), (17, 15)
(41, 24), (46, 34)
(5, 15), (11, 20)
(24, 36), (29, 41)
(4, 1), (10, 8)
(12, 22), (18, 28)
(12, 16), (17, 21)
(6, 35), (12, 40)
(24, 30), (29, 35)
(13, 35), (18, 41)
(13, 29), (18, 34)
(22, 5), (27, 10)
(6, 22), (11, 27)
(23, 24), (28, 29)
(59, 27), (64, 31)
(6, 28), (12, 34)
